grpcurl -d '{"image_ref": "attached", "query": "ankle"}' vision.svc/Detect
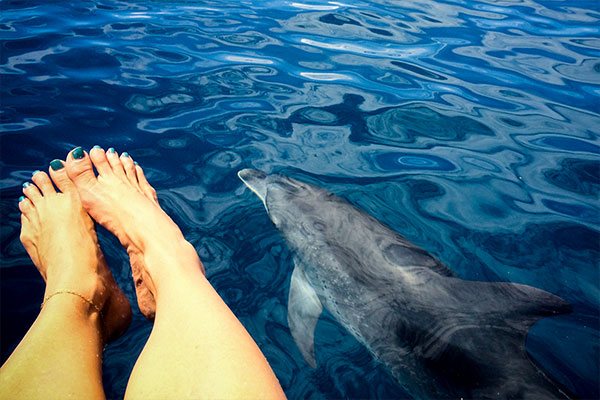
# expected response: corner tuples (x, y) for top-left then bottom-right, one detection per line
(143, 239), (205, 293)
(153, 269), (212, 311)
(134, 215), (186, 254)
(44, 270), (106, 309)
(40, 289), (104, 327)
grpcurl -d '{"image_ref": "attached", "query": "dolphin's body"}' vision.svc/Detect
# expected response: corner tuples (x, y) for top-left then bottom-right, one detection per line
(238, 169), (570, 399)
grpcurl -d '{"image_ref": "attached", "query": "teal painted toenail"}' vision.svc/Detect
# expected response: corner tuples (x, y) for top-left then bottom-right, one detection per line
(18, 196), (25, 202)
(134, 161), (139, 166)
(108, 147), (116, 154)
(122, 152), (130, 158)
(22, 182), (31, 188)
(72, 147), (84, 159)
(32, 170), (41, 177)
(92, 145), (102, 150)
(50, 159), (64, 171)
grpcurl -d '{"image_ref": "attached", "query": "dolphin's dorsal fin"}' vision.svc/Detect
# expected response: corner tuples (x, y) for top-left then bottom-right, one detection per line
(287, 260), (323, 368)
(403, 277), (572, 398)
(450, 279), (571, 322)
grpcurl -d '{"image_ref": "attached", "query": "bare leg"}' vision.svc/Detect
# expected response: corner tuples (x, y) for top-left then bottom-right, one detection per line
(0, 164), (131, 400)
(64, 147), (285, 399)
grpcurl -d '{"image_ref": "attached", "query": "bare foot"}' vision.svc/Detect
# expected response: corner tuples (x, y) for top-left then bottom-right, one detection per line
(19, 163), (131, 342)
(63, 146), (204, 319)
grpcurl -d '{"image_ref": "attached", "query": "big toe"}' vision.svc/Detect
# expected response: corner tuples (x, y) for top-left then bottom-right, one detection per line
(48, 159), (75, 193)
(65, 147), (98, 192)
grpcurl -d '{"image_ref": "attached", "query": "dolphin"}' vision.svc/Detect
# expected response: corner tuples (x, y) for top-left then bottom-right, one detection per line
(238, 169), (571, 399)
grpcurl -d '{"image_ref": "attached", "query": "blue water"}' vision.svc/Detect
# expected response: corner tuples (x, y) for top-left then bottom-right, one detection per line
(1, 0), (599, 398)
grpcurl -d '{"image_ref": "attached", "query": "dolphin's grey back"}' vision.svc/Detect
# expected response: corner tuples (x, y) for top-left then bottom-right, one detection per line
(238, 169), (571, 399)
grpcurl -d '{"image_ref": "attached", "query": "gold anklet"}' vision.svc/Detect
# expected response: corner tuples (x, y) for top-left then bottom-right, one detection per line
(41, 290), (102, 316)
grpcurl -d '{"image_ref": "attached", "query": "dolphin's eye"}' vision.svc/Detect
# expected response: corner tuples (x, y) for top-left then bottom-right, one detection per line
(313, 221), (326, 232)
(274, 180), (299, 193)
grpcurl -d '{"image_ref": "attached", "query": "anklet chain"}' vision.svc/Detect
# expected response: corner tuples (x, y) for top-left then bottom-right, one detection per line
(41, 290), (102, 316)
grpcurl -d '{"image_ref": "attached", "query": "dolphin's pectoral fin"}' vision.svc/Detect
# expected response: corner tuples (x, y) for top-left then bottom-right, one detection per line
(287, 261), (323, 368)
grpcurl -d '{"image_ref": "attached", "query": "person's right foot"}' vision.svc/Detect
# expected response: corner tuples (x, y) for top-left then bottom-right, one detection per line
(63, 146), (204, 319)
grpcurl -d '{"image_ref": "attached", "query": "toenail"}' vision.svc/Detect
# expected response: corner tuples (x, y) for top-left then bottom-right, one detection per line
(72, 147), (85, 159)
(50, 159), (64, 171)
(18, 195), (25, 202)
(22, 182), (31, 188)
(92, 145), (102, 150)
(108, 147), (116, 154)
(134, 161), (139, 166)
(122, 152), (130, 158)
(32, 170), (41, 177)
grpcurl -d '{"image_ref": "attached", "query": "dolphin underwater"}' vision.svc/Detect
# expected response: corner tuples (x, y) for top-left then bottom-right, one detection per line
(238, 169), (571, 399)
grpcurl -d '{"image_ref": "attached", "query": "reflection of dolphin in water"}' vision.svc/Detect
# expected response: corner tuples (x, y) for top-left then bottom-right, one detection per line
(238, 169), (571, 399)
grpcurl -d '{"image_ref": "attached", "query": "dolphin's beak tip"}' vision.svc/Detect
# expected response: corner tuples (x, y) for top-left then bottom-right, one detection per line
(238, 169), (268, 202)
(238, 168), (266, 182)
(237, 169), (252, 182)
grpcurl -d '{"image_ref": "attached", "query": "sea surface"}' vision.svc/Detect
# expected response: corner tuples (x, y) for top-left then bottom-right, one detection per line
(1, 0), (599, 398)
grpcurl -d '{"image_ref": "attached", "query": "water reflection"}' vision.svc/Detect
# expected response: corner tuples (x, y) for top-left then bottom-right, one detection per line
(1, 0), (598, 398)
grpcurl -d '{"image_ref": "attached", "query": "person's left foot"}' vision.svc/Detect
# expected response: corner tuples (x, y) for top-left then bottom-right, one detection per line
(19, 161), (131, 342)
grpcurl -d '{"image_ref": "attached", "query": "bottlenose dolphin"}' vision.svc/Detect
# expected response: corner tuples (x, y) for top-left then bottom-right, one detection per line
(238, 169), (571, 399)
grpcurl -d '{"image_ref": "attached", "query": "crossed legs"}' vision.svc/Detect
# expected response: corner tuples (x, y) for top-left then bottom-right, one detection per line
(0, 147), (285, 400)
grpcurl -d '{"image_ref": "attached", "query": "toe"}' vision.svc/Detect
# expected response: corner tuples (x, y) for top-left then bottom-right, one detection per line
(135, 164), (158, 203)
(18, 195), (36, 221)
(19, 196), (39, 235)
(89, 146), (114, 177)
(20, 212), (29, 228)
(32, 170), (56, 196)
(120, 152), (140, 188)
(65, 146), (98, 190)
(48, 159), (75, 193)
(19, 208), (41, 273)
(22, 181), (42, 204)
(106, 147), (127, 179)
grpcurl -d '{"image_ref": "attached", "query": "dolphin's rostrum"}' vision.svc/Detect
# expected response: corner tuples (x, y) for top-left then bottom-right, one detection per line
(238, 169), (571, 399)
